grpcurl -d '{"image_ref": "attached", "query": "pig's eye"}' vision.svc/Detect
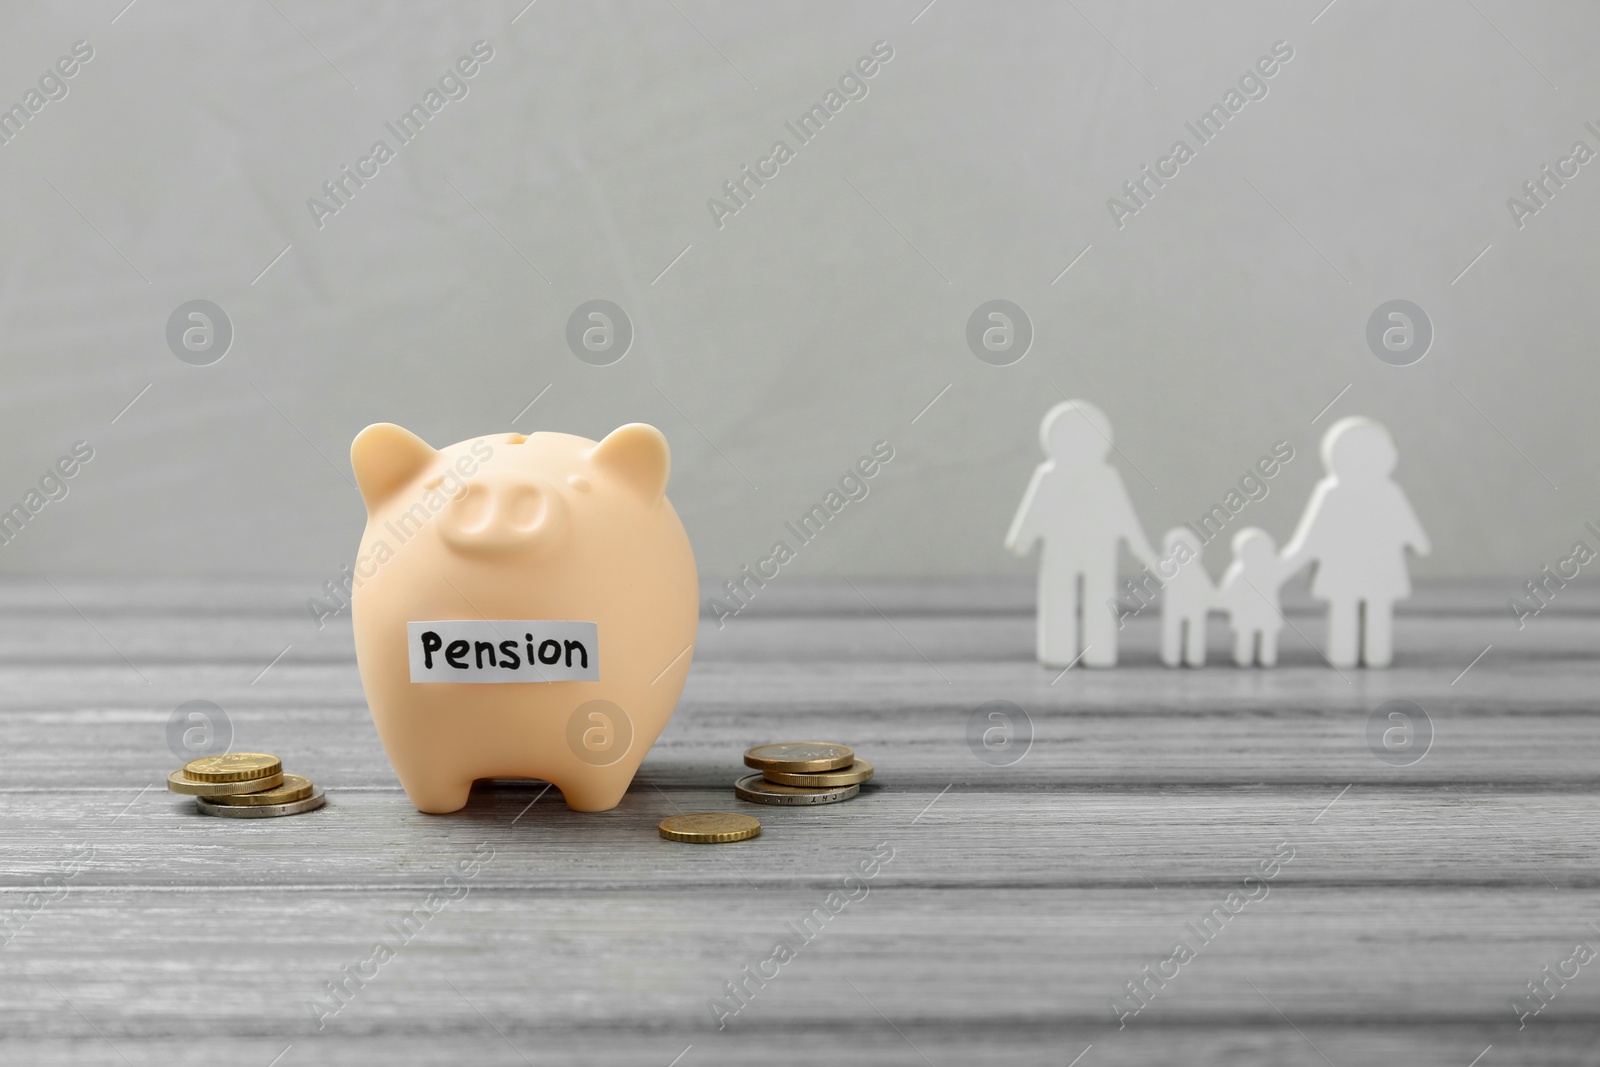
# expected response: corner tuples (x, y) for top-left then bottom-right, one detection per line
(455, 483), (493, 532)
(423, 473), (444, 490)
(567, 474), (591, 492)
(505, 485), (546, 531)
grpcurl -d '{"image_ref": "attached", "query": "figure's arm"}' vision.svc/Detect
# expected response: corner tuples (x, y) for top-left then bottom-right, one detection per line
(1265, 553), (1298, 594)
(1216, 560), (1242, 599)
(1111, 480), (1160, 569)
(1278, 480), (1331, 575)
(1129, 530), (1161, 571)
(1004, 466), (1050, 556)
(1398, 492), (1431, 557)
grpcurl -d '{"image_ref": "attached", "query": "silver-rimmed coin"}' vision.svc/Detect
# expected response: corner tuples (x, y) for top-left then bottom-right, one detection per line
(167, 769), (284, 796)
(734, 774), (858, 806)
(196, 788), (326, 818)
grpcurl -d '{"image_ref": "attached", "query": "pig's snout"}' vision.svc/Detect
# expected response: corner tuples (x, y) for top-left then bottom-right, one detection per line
(439, 474), (568, 554)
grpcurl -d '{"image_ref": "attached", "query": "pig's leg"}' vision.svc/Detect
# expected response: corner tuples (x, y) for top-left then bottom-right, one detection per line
(396, 770), (475, 814)
(554, 775), (632, 813)
(371, 704), (479, 813)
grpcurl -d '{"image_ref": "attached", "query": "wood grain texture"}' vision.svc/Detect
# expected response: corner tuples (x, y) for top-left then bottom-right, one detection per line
(0, 579), (1596, 1066)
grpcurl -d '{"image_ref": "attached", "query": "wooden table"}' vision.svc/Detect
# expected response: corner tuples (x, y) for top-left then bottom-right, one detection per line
(2, 578), (1596, 1065)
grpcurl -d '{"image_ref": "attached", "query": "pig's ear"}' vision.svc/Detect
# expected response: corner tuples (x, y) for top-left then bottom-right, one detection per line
(590, 423), (670, 503)
(351, 423), (438, 511)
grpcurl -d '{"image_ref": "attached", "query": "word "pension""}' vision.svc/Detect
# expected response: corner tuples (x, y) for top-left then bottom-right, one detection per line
(407, 620), (599, 683)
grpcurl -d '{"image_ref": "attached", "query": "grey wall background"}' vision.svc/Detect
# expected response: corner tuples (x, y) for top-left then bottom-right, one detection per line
(0, 0), (1595, 584)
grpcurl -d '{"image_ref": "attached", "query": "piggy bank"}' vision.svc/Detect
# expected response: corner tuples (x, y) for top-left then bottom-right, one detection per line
(348, 422), (698, 814)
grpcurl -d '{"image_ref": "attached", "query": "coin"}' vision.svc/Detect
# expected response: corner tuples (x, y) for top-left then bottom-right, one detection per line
(167, 768), (284, 796)
(204, 774), (314, 807)
(743, 742), (854, 773)
(196, 788), (325, 819)
(659, 812), (762, 843)
(762, 758), (874, 788)
(734, 774), (859, 806)
(182, 752), (281, 783)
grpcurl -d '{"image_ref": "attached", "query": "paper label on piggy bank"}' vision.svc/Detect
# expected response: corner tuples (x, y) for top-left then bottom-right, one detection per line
(407, 620), (599, 683)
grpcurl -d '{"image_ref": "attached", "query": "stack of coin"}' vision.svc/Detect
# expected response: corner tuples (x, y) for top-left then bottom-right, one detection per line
(167, 753), (326, 819)
(736, 742), (873, 806)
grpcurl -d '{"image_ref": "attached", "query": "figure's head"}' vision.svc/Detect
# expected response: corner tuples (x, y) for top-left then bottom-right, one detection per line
(1231, 526), (1276, 569)
(1040, 400), (1112, 465)
(1164, 526), (1202, 556)
(1322, 416), (1397, 480)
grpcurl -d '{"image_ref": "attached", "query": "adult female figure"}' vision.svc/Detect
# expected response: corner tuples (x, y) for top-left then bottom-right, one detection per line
(1281, 417), (1430, 668)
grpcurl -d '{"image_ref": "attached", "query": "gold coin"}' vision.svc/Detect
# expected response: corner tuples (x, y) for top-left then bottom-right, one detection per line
(659, 812), (762, 843)
(167, 769), (284, 796)
(734, 774), (858, 806)
(204, 774), (315, 807)
(182, 752), (281, 782)
(743, 742), (854, 773)
(763, 758), (874, 788)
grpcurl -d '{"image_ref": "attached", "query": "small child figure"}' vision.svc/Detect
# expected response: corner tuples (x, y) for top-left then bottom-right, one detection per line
(1218, 527), (1288, 668)
(1158, 527), (1213, 667)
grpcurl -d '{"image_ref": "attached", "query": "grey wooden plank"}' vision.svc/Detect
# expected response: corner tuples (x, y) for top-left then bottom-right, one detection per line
(2, 887), (1597, 1039)
(0, 786), (1592, 890)
(3, 1026), (1594, 1067)
(0, 667), (1596, 788)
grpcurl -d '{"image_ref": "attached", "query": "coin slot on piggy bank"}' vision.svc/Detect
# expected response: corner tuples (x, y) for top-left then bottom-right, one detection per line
(348, 422), (698, 814)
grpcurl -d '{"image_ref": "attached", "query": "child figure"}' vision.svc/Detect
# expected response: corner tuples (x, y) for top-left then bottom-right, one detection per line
(1158, 527), (1213, 667)
(1218, 527), (1288, 667)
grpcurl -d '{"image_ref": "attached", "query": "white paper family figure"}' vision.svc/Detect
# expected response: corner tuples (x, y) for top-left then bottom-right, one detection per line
(1218, 527), (1289, 667)
(1280, 416), (1431, 668)
(1005, 400), (1159, 668)
(1010, 405), (1428, 670)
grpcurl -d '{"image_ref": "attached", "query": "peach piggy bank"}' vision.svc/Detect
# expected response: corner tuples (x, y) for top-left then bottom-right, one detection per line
(348, 422), (698, 813)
